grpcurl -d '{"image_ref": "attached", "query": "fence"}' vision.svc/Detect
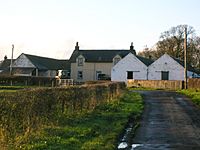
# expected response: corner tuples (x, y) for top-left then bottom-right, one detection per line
(188, 78), (200, 89)
(127, 80), (183, 90)
(127, 79), (200, 90)
(56, 79), (74, 86)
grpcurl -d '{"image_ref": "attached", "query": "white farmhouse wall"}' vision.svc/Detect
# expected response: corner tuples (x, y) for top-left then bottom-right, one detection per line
(148, 54), (184, 80)
(111, 53), (147, 82)
(12, 54), (35, 68)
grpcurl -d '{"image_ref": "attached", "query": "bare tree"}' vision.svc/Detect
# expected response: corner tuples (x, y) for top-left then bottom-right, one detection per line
(139, 25), (199, 70)
(157, 25), (195, 61)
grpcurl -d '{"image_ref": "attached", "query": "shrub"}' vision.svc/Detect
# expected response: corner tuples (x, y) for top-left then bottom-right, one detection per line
(0, 82), (125, 146)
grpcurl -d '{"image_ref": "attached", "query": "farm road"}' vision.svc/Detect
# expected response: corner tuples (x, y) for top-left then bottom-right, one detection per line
(131, 90), (200, 150)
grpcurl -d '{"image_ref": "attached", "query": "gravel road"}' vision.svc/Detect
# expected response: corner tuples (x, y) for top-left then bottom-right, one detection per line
(131, 90), (200, 150)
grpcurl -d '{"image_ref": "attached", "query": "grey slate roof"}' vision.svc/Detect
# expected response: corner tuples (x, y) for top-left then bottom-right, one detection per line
(135, 55), (154, 66)
(23, 54), (70, 70)
(70, 49), (153, 66)
(70, 49), (130, 62)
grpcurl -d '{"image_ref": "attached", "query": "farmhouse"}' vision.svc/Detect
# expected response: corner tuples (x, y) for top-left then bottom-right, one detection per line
(11, 53), (70, 78)
(111, 52), (153, 82)
(1, 43), (199, 83)
(148, 53), (199, 80)
(69, 42), (133, 82)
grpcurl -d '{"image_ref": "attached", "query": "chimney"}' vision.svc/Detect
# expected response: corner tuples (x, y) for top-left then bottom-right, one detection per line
(130, 42), (136, 55)
(4, 55), (7, 60)
(75, 42), (79, 51)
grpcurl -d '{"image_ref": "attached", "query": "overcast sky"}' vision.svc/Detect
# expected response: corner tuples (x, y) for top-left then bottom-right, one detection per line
(0, 0), (200, 60)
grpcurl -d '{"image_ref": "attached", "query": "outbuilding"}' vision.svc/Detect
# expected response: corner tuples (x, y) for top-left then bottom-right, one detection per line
(111, 52), (153, 82)
(148, 53), (199, 80)
(12, 53), (70, 77)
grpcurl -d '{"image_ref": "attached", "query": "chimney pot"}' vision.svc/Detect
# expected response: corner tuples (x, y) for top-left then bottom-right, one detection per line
(4, 55), (7, 60)
(75, 42), (79, 51)
(130, 42), (136, 55)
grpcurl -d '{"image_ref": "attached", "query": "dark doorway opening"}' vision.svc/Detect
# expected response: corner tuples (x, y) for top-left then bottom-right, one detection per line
(161, 71), (169, 80)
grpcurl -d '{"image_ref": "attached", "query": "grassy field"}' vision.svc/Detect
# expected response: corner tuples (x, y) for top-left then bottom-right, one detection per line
(178, 89), (200, 107)
(12, 91), (143, 150)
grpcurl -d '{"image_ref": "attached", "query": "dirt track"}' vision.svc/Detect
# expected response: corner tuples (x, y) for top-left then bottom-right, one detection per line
(131, 90), (200, 150)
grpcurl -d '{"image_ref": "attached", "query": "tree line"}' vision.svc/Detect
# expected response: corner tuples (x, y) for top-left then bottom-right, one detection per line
(138, 25), (200, 71)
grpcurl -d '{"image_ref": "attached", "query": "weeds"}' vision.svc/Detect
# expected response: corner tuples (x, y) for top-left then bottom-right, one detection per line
(178, 89), (200, 107)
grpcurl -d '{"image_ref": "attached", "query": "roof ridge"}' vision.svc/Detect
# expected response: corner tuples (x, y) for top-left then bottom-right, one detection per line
(23, 53), (60, 60)
(77, 49), (130, 51)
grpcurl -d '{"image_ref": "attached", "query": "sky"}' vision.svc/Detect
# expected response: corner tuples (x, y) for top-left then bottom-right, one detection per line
(0, 0), (200, 60)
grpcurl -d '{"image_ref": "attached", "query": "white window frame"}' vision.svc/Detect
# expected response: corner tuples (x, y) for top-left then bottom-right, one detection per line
(78, 58), (84, 66)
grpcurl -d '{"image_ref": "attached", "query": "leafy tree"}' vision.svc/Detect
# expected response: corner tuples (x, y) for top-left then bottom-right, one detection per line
(157, 25), (195, 63)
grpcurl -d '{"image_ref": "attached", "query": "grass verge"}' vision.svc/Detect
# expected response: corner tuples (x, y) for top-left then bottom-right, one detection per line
(16, 91), (143, 150)
(178, 89), (200, 107)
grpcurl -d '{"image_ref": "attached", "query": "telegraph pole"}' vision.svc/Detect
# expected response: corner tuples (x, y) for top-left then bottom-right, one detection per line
(184, 27), (187, 89)
(10, 44), (14, 76)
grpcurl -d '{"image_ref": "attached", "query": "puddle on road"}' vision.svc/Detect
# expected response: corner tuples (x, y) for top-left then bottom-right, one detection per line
(117, 122), (134, 149)
(118, 143), (143, 149)
(131, 144), (173, 149)
(131, 144), (143, 149)
(118, 142), (128, 149)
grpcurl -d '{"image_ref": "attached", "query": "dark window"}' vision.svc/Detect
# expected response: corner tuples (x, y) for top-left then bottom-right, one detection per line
(77, 71), (83, 80)
(61, 70), (70, 79)
(161, 71), (169, 80)
(32, 69), (36, 76)
(96, 71), (102, 80)
(98, 74), (111, 80)
(78, 58), (83, 66)
(127, 71), (133, 79)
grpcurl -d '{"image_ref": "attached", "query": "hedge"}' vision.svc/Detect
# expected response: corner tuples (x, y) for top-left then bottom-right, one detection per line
(0, 82), (125, 145)
(0, 75), (55, 86)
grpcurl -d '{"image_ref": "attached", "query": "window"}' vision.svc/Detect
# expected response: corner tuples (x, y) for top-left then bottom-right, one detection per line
(161, 71), (169, 80)
(32, 69), (36, 76)
(96, 71), (102, 80)
(113, 57), (121, 65)
(78, 58), (83, 66)
(77, 71), (83, 80)
(127, 71), (133, 79)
